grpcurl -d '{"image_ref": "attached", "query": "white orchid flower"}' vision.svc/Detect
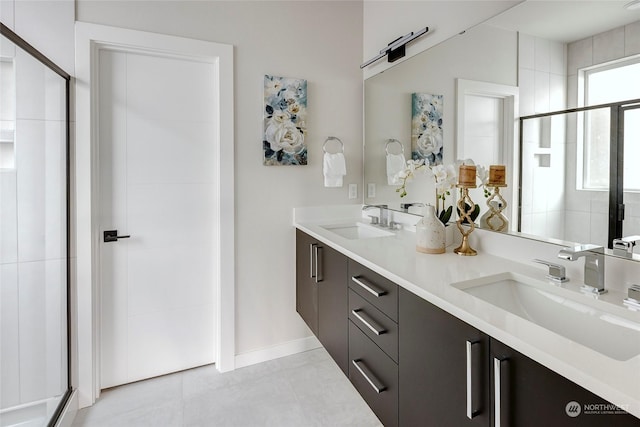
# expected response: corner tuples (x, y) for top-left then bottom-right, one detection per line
(476, 165), (489, 186)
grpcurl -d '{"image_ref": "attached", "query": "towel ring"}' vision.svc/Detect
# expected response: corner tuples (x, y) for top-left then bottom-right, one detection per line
(385, 138), (405, 155)
(323, 136), (344, 154)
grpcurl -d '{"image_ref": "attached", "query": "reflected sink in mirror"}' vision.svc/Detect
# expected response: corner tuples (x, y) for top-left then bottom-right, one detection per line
(452, 272), (640, 361)
(321, 222), (395, 240)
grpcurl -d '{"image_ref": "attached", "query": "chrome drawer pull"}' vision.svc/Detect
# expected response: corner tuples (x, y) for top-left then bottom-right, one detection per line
(352, 359), (386, 394)
(494, 357), (507, 427)
(314, 245), (323, 283)
(309, 243), (317, 279)
(466, 340), (480, 419)
(351, 276), (386, 297)
(351, 309), (386, 335)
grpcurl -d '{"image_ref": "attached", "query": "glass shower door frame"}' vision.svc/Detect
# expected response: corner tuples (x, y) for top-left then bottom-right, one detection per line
(0, 22), (72, 427)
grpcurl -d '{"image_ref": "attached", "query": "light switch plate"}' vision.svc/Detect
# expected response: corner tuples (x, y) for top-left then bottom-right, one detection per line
(367, 183), (376, 198)
(348, 184), (358, 199)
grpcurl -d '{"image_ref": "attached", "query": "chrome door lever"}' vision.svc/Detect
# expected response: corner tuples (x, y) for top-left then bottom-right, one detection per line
(103, 230), (131, 243)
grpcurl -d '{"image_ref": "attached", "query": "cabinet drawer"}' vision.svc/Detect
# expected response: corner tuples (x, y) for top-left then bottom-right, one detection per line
(348, 260), (398, 321)
(349, 289), (398, 363)
(349, 321), (398, 427)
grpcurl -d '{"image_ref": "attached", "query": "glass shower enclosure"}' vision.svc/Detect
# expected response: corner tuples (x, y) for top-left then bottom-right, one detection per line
(0, 23), (71, 427)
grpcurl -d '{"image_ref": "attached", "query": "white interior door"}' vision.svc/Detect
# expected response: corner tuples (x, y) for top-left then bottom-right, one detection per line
(98, 48), (217, 388)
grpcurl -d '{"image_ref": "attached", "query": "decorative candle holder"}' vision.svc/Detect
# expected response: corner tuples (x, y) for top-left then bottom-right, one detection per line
(484, 184), (509, 232)
(454, 184), (478, 256)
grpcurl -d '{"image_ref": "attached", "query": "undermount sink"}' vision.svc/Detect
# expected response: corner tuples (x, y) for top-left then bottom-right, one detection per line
(452, 272), (640, 361)
(321, 222), (395, 240)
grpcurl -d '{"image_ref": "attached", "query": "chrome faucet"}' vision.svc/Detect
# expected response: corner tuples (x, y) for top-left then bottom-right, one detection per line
(557, 244), (606, 295)
(363, 204), (388, 227)
(400, 202), (425, 213)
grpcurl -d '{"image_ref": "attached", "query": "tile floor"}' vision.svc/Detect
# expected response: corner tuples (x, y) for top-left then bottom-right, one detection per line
(72, 348), (382, 427)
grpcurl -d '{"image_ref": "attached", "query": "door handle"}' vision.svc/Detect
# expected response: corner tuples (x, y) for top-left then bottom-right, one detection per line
(103, 230), (131, 243)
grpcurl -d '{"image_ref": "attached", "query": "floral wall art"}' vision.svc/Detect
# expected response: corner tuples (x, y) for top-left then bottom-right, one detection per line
(411, 93), (443, 165)
(263, 75), (308, 165)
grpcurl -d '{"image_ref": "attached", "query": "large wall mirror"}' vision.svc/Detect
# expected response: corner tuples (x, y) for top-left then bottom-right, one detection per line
(363, 0), (640, 258)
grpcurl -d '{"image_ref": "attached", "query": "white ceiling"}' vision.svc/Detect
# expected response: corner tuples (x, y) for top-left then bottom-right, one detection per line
(487, 0), (640, 43)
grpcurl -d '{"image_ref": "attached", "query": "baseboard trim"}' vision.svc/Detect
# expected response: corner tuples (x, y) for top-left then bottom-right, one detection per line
(235, 335), (322, 369)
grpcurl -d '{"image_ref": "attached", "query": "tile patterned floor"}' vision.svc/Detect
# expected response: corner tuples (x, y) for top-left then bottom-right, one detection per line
(72, 348), (382, 427)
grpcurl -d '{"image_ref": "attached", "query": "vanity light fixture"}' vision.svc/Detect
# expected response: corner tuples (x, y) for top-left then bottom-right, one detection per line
(625, 0), (640, 10)
(360, 26), (429, 69)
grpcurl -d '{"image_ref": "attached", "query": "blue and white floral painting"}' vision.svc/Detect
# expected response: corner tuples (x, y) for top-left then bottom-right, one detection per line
(411, 93), (443, 165)
(263, 75), (308, 166)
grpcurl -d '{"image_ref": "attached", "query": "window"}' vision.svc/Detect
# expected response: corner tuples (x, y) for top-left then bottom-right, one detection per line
(580, 56), (640, 190)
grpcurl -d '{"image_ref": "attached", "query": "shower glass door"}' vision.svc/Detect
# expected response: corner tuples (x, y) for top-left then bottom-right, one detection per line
(0, 24), (71, 427)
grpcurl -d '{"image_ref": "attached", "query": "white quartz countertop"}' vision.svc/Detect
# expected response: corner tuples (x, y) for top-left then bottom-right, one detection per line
(294, 206), (640, 419)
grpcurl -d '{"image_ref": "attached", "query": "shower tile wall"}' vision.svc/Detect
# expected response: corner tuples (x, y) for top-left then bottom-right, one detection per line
(518, 33), (567, 240)
(0, 47), (67, 409)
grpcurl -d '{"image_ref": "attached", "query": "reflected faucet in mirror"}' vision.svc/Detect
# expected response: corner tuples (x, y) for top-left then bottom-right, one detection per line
(613, 236), (640, 257)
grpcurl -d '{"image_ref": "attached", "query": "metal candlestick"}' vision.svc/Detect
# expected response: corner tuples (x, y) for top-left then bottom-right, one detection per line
(454, 184), (477, 256)
(485, 184), (508, 232)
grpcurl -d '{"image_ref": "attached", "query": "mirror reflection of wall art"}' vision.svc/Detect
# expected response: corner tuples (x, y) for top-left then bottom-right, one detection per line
(411, 93), (443, 165)
(263, 75), (308, 166)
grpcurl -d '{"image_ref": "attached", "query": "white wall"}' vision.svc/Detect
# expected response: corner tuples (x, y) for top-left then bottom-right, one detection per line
(76, 1), (364, 357)
(362, 0), (522, 79)
(565, 20), (640, 247)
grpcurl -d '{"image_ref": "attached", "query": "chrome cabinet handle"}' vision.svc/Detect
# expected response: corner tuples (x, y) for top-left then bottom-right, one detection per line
(315, 245), (323, 283)
(494, 357), (507, 427)
(466, 340), (480, 419)
(103, 230), (131, 243)
(352, 359), (386, 393)
(351, 309), (386, 335)
(309, 243), (317, 279)
(351, 276), (386, 297)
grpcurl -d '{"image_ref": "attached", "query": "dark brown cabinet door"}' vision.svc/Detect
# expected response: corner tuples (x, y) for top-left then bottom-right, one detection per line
(399, 288), (490, 427)
(296, 229), (318, 335)
(490, 339), (640, 427)
(295, 230), (348, 374)
(317, 242), (348, 375)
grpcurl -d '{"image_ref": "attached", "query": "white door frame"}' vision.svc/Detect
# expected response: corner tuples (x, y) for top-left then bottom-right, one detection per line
(74, 22), (235, 408)
(455, 78), (519, 224)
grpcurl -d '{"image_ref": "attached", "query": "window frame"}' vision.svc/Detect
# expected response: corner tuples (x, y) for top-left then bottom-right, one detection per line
(578, 55), (640, 191)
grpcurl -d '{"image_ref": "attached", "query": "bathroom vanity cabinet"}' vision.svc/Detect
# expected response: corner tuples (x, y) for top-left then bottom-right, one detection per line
(399, 287), (640, 427)
(295, 229), (640, 426)
(295, 230), (348, 374)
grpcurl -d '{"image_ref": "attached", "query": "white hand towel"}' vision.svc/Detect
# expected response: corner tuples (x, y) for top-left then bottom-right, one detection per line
(386, 153), (406, 185)
(323, 152), (346, 187)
